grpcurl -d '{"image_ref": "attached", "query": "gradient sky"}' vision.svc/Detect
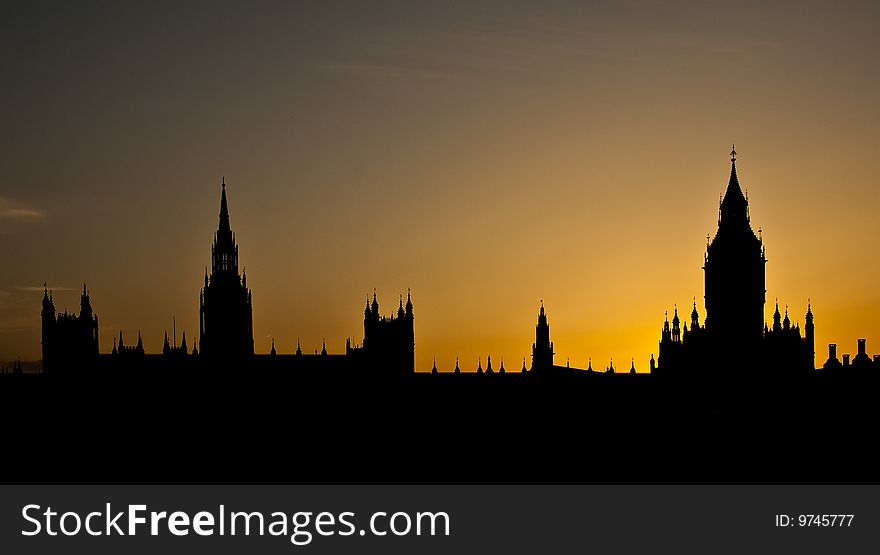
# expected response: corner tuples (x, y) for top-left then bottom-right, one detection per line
(2, 0), (879, 370)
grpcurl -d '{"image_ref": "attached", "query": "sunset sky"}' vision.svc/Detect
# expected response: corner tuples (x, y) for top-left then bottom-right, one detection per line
(2, 1), (879, 370)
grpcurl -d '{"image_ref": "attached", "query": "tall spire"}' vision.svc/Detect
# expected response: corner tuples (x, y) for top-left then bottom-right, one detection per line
(218, 178), (231, 236)
(720, 144), (748, 226)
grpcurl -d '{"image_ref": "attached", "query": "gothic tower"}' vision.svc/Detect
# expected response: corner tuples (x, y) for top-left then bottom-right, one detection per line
(703, 147), (766, 360)
(199, 179), (254, 364)
(361, 289), (415, 376)
(41, 285), (55, 372)
(805, 301), (815, 370)
(531, 301), (554, 371)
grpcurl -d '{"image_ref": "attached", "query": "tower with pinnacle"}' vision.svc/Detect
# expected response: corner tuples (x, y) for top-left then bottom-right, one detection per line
(199, 179), (254, 364)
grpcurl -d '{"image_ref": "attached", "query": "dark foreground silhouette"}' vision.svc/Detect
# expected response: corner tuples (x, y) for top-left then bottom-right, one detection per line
(2, 366), (877, 484)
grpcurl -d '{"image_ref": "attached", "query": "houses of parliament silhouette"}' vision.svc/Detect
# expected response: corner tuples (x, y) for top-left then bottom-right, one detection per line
(29, 149), (880, 381)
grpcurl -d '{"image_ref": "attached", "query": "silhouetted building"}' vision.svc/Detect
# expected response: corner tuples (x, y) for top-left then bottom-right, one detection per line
(354, 290), (415, 376)
(199, 179), (254, 364)
(532, 301), (554, 371)
(656, 148), (814, 378)
(38, 179), (415, 376)
(705, 147), (766, 353)
(822, 338), (880, 373)
(41, 284), (99, 373)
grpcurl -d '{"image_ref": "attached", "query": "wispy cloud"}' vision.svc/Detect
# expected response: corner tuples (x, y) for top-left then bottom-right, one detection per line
(0, 197), (45, 221)
(15, 285), (74, 293)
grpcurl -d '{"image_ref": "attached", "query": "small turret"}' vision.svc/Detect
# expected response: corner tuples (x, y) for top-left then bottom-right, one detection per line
(805, 299), (815, 369)
(80, 283), (93, 320)
(672, 305), (681, 342)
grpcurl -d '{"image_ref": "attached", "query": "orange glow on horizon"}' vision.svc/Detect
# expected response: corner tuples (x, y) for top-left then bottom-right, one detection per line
(2, 3), (880, 370)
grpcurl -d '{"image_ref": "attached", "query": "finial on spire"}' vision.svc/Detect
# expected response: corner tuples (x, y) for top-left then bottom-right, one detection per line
(222, 175), (225, 188)
(730, 144), (736, 162)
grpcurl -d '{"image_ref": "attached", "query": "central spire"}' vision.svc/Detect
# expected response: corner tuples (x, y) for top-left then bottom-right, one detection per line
(218, 177), (231, 236)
